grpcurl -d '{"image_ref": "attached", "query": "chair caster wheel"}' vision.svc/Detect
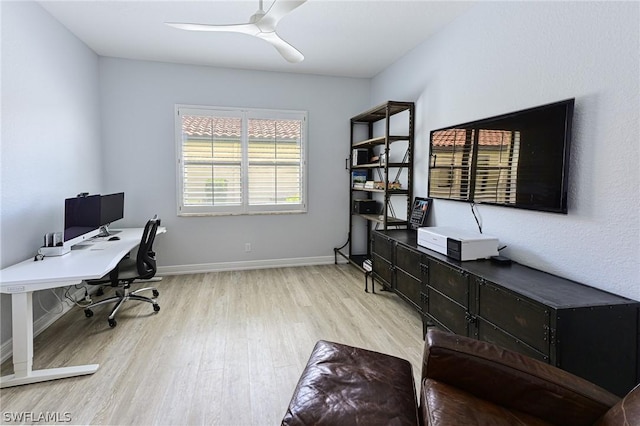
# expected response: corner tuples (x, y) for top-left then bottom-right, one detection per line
(152, 290), (159, 297)
(85, 309), (94, 318)
(108, 319), (117, 328)
(153, 304), (160, 312)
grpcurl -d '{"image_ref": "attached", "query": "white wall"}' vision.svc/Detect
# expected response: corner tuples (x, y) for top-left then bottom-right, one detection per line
(371, 1), (640, 300)
(1, 2), (102, 342)
(98, 58), (370, 272)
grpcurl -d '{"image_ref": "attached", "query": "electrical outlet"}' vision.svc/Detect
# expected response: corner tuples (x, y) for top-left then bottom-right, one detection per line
(245, 243), (251, 252)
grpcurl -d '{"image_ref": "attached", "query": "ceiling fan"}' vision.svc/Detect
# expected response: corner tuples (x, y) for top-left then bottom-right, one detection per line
(165, 0), (307, 63)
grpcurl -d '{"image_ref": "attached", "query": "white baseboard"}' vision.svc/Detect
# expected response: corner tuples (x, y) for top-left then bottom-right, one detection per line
(157, 255), (338, 275)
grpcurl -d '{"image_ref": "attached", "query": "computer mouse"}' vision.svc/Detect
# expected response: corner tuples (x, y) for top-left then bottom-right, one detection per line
(108, 236), (120, 241)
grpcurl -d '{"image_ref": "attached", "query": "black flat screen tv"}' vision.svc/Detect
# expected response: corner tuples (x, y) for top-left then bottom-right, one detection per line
(428, 99), (574, 214)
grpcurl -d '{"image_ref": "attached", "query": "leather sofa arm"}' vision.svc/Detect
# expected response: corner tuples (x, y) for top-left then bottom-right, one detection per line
(422, 328), (620, 425)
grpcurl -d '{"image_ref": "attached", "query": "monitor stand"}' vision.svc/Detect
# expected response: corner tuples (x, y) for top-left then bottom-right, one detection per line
(97, 225), (121, 237)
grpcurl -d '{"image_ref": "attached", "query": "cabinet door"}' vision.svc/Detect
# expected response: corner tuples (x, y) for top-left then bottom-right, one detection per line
(371, 232), (393, 263)
(476, 278), (550, 356)
(476, 317), (549, 363)
(395, 243), (423, 311)
(396, 244), (421, 279)
(372, 253), (393, 288)
(425, 287), (469, 336)
(428, 259), (470, 308)
(396, 269), (421, 311)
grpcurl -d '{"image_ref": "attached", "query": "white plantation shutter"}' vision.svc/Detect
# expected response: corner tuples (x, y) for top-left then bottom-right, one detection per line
(176, 106), (307, 216)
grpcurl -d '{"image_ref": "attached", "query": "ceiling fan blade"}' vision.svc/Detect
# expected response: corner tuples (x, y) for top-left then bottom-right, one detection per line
(165, 22), (259, 36)
(258, 0), (307, 32)
(256, 31), (304, 63)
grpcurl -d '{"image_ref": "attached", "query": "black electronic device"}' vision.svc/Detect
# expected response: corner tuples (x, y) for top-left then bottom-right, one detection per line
(108, 236), (121, 241)
(353, 199), (378, 214)
(428, 99), (574, 214)
(64, 194), (101, 244)
(491, 255), (512, 265)
(100, 192), (125, 228)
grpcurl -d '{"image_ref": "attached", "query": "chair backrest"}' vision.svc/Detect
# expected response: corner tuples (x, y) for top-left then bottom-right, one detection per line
(136, 217), (160, 280)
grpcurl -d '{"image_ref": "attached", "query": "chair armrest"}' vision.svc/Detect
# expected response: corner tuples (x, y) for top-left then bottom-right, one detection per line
(422, 328), (619, 425)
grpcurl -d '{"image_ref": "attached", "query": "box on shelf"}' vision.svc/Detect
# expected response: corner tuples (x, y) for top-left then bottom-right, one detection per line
(353, 199), (378, 214)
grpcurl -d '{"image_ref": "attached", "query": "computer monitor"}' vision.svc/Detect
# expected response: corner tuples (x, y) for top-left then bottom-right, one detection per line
(99, 192), (125, 235)
(64, 194), (102, 248)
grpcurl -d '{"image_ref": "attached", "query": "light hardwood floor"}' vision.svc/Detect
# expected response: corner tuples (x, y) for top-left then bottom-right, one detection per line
(0, 265), (424, 425)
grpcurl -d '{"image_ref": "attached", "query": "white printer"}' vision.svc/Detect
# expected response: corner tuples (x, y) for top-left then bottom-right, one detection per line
(417, 226), (499, 261)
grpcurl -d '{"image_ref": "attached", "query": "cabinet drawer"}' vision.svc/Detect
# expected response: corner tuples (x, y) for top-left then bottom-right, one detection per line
(396, 244), (421, 279)
(372, 233), (394, 262)
(426, 287), (468, 336)
(372, 253), (392, 287)
(477, 318), (549, 363)
(428, 260), (469, 307)
(396, 269), (422, 311)
(477, 280), (550, 355)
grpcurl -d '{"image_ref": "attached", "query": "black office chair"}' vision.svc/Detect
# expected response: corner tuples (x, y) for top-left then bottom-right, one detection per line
(84, 217), (161, 328)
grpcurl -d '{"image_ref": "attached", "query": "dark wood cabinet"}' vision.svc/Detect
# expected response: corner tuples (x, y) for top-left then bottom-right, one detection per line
(371, 229), (640, 397)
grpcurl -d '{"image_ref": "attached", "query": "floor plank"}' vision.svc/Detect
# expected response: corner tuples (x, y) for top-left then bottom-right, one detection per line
(0, 265), (423, 425)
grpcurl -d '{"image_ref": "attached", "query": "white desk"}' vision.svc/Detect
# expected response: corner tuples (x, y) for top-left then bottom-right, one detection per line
(0, 227), (166, 388)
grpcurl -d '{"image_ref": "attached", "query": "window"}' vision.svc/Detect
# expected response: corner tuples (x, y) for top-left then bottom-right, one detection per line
(176, 105), (307, 216)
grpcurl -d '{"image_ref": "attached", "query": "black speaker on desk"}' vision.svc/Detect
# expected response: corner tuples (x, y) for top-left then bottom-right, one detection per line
(353, 199), (378, 214)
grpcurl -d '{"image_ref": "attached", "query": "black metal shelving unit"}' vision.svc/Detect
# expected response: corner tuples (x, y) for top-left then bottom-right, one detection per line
(334, 101), (415, 271)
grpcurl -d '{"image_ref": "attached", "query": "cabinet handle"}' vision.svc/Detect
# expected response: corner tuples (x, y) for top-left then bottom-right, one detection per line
(456, 269), (469, 278)
(345, 158), (349, 170)
(465, 312), (478, 324)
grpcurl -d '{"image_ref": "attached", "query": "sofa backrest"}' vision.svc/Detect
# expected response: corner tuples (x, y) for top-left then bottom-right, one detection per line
(422, 329), (620, 426)
(596, 383), (640, 425)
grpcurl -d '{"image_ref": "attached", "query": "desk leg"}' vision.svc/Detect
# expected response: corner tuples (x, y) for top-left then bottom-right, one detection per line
(0, 292), (99, 388)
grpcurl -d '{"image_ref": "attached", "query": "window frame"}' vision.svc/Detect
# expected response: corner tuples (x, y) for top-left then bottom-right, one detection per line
(175, 104), (308, 217)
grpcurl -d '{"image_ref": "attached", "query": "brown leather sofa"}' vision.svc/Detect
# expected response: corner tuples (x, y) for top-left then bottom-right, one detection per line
(282, 328), (639, 425)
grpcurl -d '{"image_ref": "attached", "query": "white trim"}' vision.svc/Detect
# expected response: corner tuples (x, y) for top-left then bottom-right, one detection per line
(175, 104), (308, 216)
(156, 256), (339, 275)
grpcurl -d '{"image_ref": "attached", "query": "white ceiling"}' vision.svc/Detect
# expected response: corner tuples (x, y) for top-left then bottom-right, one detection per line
(38, 0), (475, 78)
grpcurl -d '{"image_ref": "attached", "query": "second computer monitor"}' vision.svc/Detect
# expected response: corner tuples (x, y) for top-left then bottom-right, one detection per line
(100, 192), (125, 225)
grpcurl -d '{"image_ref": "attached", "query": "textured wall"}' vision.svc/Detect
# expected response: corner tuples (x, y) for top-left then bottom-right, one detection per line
(371, 1), (640, 300)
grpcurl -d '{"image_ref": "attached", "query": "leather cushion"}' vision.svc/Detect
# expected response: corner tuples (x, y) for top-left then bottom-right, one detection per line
(282, 340), (419, 426)
(422, 329), (619, 425)
(596, 383), (640, 425)
(421, 379), (552, 426)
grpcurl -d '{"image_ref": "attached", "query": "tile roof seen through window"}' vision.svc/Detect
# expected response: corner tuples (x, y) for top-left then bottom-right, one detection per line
(433, 129), (514, 147)
(183, 115), (301, 139)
